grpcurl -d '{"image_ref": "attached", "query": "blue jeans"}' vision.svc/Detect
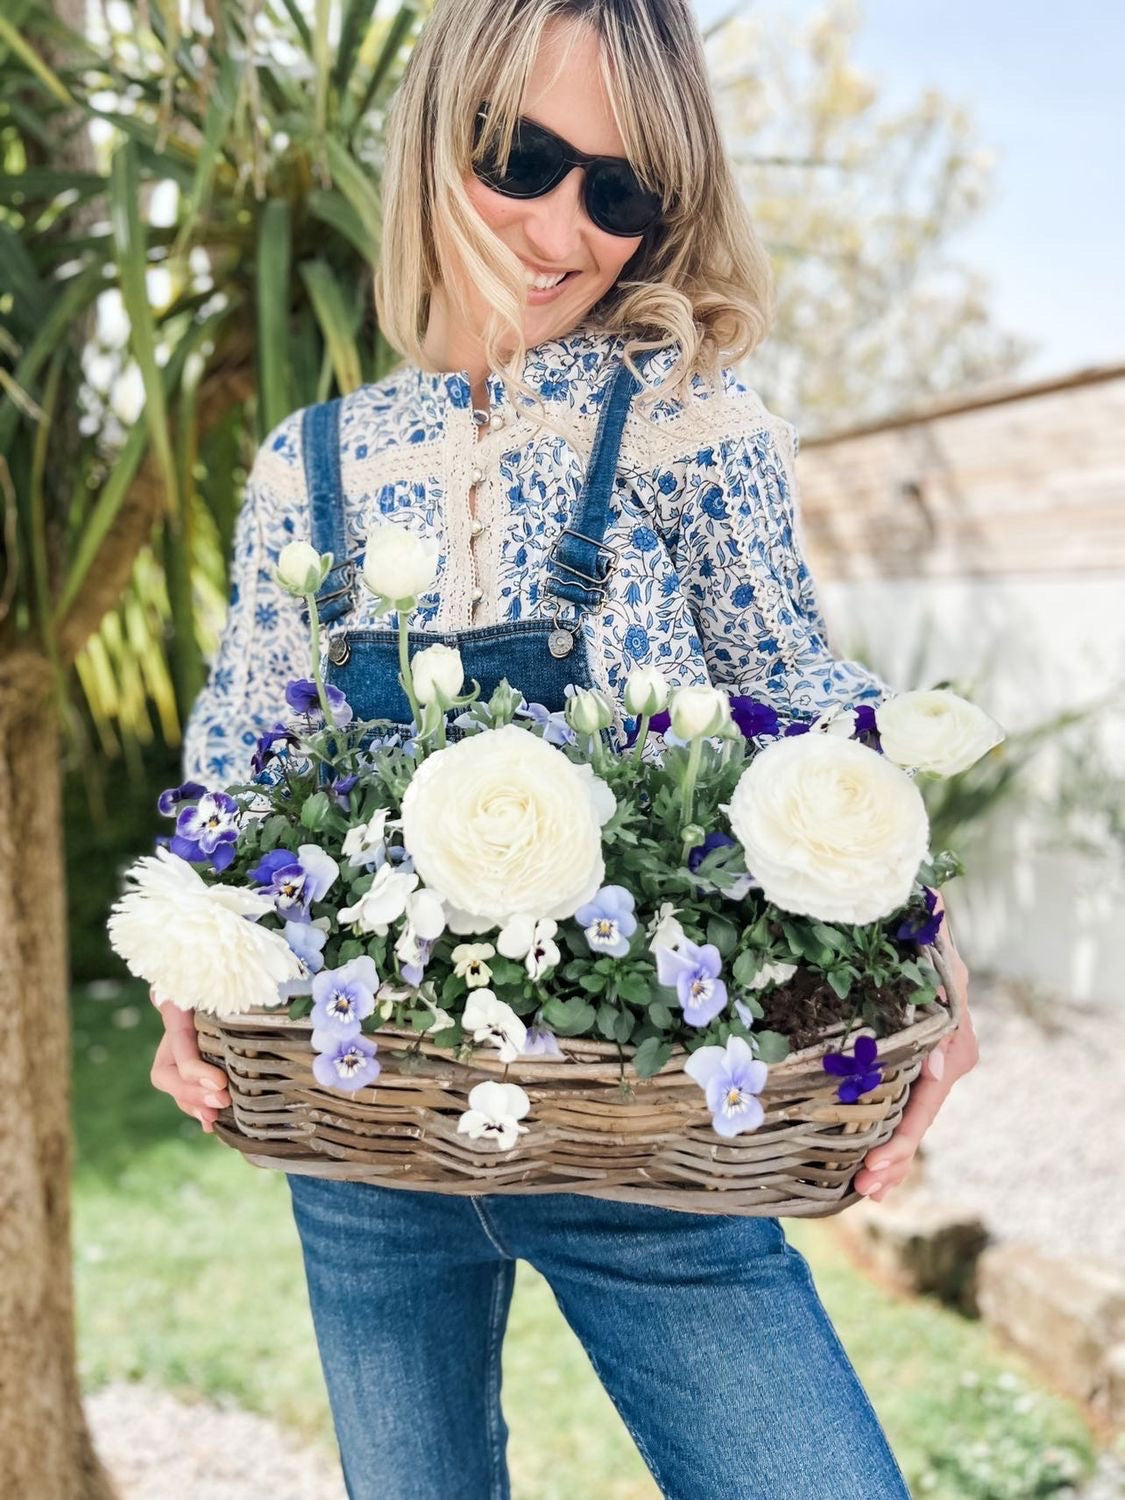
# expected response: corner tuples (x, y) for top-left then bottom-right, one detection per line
(286, 1174), (912, 1499)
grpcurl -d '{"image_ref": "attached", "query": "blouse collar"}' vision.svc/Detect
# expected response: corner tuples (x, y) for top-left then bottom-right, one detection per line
(402, 327), (629, 412)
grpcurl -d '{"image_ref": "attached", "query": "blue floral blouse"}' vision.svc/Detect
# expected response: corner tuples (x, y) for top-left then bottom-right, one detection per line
(181, 328), (892, 786)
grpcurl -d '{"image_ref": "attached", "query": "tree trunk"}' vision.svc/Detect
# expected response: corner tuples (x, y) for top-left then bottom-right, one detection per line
(0, 649), (118, 1497)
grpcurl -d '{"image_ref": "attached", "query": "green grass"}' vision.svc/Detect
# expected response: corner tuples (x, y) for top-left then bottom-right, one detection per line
(73, 980), (1105, 1499)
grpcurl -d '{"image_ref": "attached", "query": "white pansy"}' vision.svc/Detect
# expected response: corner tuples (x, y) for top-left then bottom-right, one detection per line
(669, 684), (730, 740)
(360, 523), (440, 602)
(451, 942), (496, 987)
(876, 689), (1007, 777)
(524, 918), (560, 981)
(811, 705), (858, 738)
(400, 723), (612, 928)
(624, 665), (671, 718)
(727, 734), (930, 924)
(107, 847), (303, 1016)
(412, 642), (465, 706)
(276, 541), (327, 595)
(456, 1080), (531, 1151)
(646, 901), (686, 955)
(461, 988), (528, 1062)
(745, 959), (799, 989)
(342, 809), (394, 868)
(338, 862), (419, 935)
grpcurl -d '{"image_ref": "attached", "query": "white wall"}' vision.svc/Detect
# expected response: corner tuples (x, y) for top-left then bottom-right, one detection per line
(821, 574), (1125, 1009)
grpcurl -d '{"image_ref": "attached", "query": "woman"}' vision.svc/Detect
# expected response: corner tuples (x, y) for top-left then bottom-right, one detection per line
(151, 2), (977, 1496)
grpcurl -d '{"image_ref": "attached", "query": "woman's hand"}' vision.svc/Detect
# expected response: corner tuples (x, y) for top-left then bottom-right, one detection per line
(854, 897), (980, 1202)
(149, 987), (231, 1132)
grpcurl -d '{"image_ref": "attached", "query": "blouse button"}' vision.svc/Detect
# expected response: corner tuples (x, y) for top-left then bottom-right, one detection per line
(470, 465), (484, 485)
(470, 517), (485, 538)
(488, 411), (505, 430)
(471, 585), (484, 603)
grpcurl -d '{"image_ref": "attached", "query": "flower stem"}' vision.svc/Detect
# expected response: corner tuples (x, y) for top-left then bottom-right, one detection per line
(630, 712), (651, 770)
(396, 602), (424, 733)
(678, 733), (704, 837)
(303, 593), (337, 726)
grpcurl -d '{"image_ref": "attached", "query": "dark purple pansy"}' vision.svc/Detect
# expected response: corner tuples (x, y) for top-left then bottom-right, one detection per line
(895, 886), (945, 947)
(687, 830), (737, 874)
(727, 695), (781, 740)
(285, 678), (353, 726)
(156, 780), (208, 816)
(251, 722), (300, 775)
(622, 708), (671, 748)
(331, 772), (360, 811)
(852, 702), (884, 753)
(822, 1034), (884, 1103)
(169, 790), (240, 870)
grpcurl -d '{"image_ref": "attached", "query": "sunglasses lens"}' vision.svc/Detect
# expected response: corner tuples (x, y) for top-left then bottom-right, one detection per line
(474, 117), (561, 197)
(587, 160), (663, 237)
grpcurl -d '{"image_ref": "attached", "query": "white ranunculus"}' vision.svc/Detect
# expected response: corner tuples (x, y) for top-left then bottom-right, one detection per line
(360, 523), (440, 602)
(107, 847), (304, 1016)
(411, 642), (465, 706)
(399, 723), (613, 929)
(876, 689), (1006, 777)
(669, 684), (730, 740)
(276, 541), (327, 595)
(456, 1080), (531, 1151)
(338, 863), (419, 935)
(624, 665), (671, 718)
(727, 734), (930, 924)
(462, 988), (528, 1062)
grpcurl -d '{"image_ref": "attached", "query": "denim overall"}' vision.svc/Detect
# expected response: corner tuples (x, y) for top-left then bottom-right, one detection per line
(298, 350), (658, 747)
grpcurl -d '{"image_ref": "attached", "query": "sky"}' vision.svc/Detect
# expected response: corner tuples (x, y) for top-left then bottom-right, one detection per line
(694, 0), (1124, 384)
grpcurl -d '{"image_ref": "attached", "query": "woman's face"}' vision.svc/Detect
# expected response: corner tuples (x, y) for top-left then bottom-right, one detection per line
(431, 20), (646, 364)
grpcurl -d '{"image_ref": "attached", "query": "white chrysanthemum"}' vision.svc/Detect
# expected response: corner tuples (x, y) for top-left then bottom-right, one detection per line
(876, 689), (1006, 776)
(399, 722), (614, 930)
(107, 846), (304, 1016)
(727, 734), (930, 924)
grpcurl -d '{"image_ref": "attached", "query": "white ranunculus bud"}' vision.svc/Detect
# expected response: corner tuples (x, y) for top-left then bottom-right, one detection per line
(876, 689), (1007, 777)
(624, 665), (671, 718)
(727, 734), (930, 924)
(360, 523), (440, 603)
(669, 684), (730, 741)
(566, 687), (615, 736)
(411, 643), (465, 706)
(276, 541), (329, 595)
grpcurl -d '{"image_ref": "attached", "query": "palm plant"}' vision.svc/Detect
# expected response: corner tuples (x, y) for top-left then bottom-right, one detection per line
(0, 2), (420, 1491)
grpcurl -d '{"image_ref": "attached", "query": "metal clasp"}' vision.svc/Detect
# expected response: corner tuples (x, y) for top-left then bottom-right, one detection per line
(328, 633), (351, 666)
(547, 528), (620, 601)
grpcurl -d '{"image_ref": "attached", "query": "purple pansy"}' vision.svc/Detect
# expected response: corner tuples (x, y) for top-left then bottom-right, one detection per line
(156, 780), (208, 816)
(522, 1019), (565, 1058)
(727, 695), (782, 740)
(170, 791), (240, 871)
(654, 937), (728, 1026)
(622, 708), (671, 749)
(574, 884), (638, 958)
(331, 772), (360, 811)
(309, 956), (379, 1046)
(251, 722), (300, 776)
(822, 1034), (884, 1103)
(400, 936), (435, 987)
(894, 887), (945, 948)
(248, 845), (339, 921)
(514, 697), (576, 747)
(683, 1035), (769, 1137)
(686, 830), (758, 901)
(285, 678), (354, 726)
(312, 1034), (381, 1092)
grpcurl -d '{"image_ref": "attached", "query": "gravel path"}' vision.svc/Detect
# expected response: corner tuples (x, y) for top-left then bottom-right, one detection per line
(915, 972), (1125, 1271)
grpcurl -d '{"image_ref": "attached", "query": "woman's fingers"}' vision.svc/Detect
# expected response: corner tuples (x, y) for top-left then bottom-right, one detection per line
(149, 1007), (230, 1127)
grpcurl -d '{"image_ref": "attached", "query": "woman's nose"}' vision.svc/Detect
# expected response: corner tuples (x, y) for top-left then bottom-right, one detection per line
(521, 167), (589, 255)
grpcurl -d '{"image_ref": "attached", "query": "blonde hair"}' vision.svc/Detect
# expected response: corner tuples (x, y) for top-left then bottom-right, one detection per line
(373, 0), (775, 431)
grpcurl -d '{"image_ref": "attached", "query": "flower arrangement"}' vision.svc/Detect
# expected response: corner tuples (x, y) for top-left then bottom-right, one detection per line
(108, 526), (1006, 1150)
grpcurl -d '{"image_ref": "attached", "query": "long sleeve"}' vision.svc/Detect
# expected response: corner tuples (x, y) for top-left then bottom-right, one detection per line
(668, 376), (895, 723)
(180, 410), (313, 787)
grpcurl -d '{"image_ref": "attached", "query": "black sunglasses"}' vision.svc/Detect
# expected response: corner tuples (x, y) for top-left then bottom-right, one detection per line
(471, 103), (665, 239)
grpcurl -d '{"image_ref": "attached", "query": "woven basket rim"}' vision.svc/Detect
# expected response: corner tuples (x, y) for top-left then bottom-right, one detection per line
(195, 938), (959, 1084)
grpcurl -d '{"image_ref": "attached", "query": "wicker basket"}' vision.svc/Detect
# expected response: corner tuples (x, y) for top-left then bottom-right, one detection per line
(194, 939), (961, 1217)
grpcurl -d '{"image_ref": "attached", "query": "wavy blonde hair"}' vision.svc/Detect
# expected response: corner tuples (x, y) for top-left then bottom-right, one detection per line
(373, 0), (775, 432)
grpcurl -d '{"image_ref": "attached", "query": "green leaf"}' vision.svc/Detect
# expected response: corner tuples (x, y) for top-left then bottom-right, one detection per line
(300, 791), (334, 831)
(596, 1000), (619, 1039)
(540, 995), (597, 1036)
(615, 970), (653, 1005)
(752, 1030), (791, 1063)
(299, 259), (363, 394)
(257, 198), (293, 436)
(287, 995), (314, 1020)
(632, 1036), (673, 1078)
(705, 914), (739, 957)
(825, 967), (853, 999)
(647, 998), (676, 1029)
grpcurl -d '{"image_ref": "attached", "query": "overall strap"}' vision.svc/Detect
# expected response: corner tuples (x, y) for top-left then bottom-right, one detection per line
(299, 397), (354, 626)
(543, 348), (656, 618)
